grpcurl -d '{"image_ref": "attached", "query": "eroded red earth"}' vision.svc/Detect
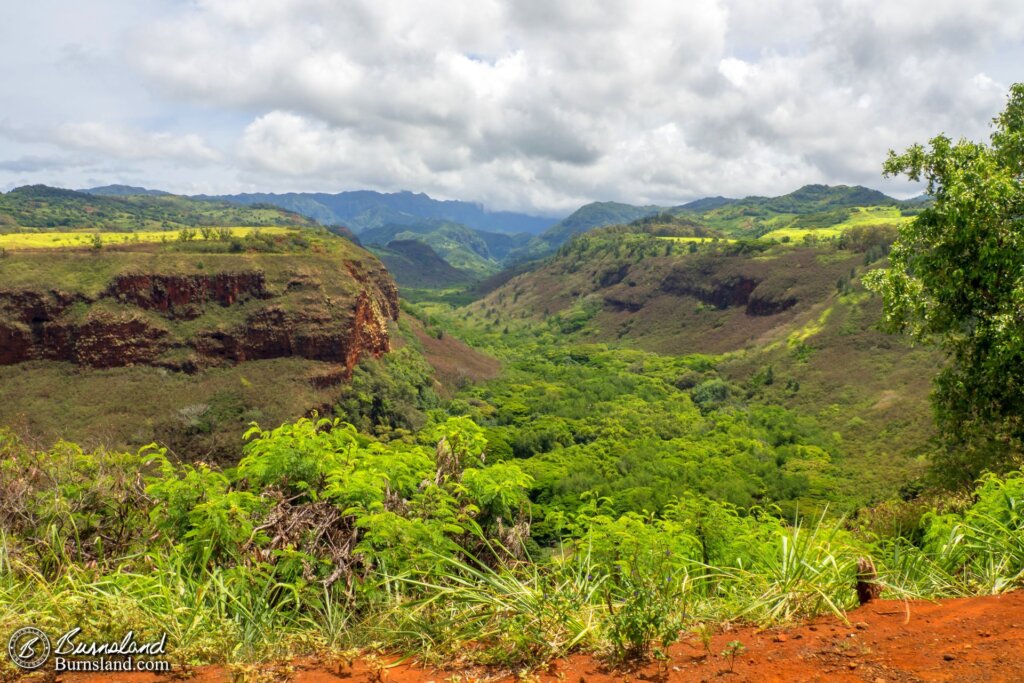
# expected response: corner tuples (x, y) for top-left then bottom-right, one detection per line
(46, 592), (1024, 683)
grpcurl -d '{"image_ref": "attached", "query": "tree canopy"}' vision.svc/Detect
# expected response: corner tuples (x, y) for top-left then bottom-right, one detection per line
(866, 83), (1024, 483)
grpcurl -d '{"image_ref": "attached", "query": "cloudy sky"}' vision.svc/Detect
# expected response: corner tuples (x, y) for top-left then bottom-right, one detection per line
(1, 0), (1021, 215)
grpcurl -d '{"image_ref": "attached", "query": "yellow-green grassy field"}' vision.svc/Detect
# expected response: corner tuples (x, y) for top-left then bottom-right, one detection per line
(656, 236), (737, 243)
(833, 205), (910, 228)
(759, 207), (911, 242)
(0, 227), (294, 250)
(758, 226), (845, 241)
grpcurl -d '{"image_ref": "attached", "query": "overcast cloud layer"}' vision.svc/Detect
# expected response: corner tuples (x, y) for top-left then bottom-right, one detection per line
(1, 0), (1021, 214)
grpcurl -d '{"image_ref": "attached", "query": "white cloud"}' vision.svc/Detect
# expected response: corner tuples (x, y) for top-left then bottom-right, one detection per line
(55, 123), (221, 164)
(2, 0), (1023, 210)
(719, 58), (753, 88)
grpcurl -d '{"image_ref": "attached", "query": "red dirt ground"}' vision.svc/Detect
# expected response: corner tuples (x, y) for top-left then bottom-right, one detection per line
(46, 592), (1024, 683)
(403, 317), (502, 392)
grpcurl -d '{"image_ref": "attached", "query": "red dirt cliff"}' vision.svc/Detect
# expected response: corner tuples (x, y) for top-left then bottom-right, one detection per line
(0, 260), (399, 375)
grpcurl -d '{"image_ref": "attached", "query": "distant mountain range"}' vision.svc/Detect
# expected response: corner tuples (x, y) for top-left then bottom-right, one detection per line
(82, 184), (171, 197)
(189, 190), (557, 236)
(510, 184), (921, 261)
(60, 182), (929, 287)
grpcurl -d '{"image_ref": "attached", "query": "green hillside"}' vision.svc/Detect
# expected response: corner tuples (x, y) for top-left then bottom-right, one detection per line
(675, 185), (916, 238)
(513, 201), (664, 260)
(360, 220), (532, 278)
(0, 228), (409, 460)
(503, 186), (925, 264)
(0, 185), (316, 232)
(370, 239), (474, 288)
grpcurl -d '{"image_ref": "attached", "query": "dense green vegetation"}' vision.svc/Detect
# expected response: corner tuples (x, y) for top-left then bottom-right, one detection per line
(442, 341), (844, 525)
(1, 414), (1022, 673)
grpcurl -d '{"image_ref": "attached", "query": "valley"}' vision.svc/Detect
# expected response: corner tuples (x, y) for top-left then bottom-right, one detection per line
(0, 183), (936, 506)
(0, 173), (1018, 680)
(3, 5), (1023, 680)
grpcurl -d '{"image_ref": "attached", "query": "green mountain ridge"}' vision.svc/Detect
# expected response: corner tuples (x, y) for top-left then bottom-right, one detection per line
(513, 201), (664, 261)
(360, 220), (534, 278)
(370, 239), (474, 289)
(508, 184), (921, 263)
(371, 184), (922, 284)
(6, 183), (931, 306)
(82, 184), (172, 197)
(1, 185), (316, 231)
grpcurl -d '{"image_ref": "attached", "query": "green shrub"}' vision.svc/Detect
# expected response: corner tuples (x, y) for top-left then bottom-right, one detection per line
(0, 431), (149, 574)
(691, 378), (730, 411)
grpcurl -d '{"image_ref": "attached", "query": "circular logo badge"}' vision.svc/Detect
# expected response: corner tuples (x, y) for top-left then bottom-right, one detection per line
(7, 627), (50, 670)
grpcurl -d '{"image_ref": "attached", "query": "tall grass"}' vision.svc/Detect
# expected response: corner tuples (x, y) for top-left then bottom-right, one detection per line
(736, 516), (860, 623)
(383, 544), (606, 666)
(3, 470), (1024, 670)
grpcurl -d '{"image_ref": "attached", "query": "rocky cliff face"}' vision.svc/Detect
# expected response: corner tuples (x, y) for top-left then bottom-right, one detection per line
(0, 258), (399, 375)
(104, 272), (270, 319)
(468, 241), (868, 355)
(660, 270), (797, 316)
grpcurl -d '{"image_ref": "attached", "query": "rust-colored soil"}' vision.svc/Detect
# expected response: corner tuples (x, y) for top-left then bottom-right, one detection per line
(404, 317), (501, 392)
(52, 592), (1024, 683)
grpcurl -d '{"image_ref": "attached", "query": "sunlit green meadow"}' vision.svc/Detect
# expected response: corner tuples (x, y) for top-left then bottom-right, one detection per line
(656, 235), (737, 244)
(0, 226), (295, 250)
(759, 207), (910, 241)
